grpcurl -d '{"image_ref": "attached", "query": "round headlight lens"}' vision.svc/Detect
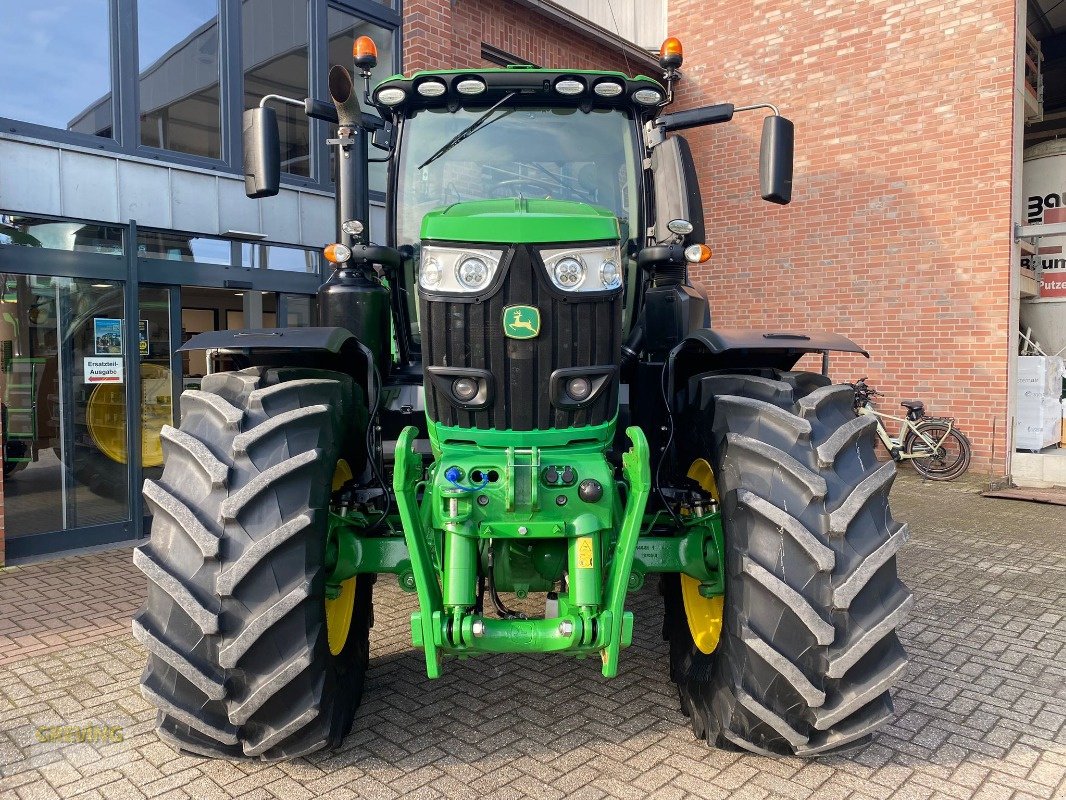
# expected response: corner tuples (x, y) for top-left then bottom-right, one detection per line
(416, 80), (447, 97)
(633, 88), (664, 106)
(456, 256), (490, 289)
(376, 87), (407, 106)
(324, 243), (351, 264)
(600, 260), (622, 289)
(452, 378), (478, 402)
(555, 79), (584, 95)
(566, 377), (592, 401)
(419, 257), (443, 288)
(593, 81), (624, 97)
(552, 257), (586, 290)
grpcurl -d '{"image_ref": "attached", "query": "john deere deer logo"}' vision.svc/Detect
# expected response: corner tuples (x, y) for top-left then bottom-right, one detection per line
(503, 305), (540, 339)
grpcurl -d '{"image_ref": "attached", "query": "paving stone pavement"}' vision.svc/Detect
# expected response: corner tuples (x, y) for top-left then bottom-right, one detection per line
(0, 473), (1064, 799)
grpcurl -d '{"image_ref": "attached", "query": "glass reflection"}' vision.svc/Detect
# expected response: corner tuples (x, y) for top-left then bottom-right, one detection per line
(0, 1), (113, 136)
(0, 215), (124, 254)
(138, 0), (222, 158)
(243, 0), (310, 176)
(0, 275), (130, 537)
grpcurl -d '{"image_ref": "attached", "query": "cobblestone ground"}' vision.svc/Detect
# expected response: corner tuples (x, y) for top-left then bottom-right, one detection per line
(0, 473), (1064, 799)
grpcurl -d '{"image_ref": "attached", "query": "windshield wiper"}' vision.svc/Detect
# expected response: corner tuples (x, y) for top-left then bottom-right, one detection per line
(417, 91), (518, 171)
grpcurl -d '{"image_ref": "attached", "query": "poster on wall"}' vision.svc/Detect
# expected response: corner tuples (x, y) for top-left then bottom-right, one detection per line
(94, 318), (123, 355)
(1022, 147), (1066, 299)
(84, 356), (123, 384)
(139, 319), (150, 356)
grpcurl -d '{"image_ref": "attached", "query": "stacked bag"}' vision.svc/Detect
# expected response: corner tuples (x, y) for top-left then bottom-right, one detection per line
(1016, 355), (1064, 451)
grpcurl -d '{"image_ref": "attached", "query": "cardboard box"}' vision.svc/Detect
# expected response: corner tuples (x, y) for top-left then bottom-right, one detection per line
(1015, 395), (1064, 450)
(1017, 356), (1065, 396)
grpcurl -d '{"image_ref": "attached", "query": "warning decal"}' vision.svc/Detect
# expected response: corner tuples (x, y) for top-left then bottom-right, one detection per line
(577, 537), (594, 569)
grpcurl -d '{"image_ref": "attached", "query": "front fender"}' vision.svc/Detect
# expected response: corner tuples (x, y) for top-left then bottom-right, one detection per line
(678, 327), (869, 372)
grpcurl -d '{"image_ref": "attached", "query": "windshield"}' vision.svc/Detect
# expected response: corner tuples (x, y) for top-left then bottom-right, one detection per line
(395, 105), (639, 247)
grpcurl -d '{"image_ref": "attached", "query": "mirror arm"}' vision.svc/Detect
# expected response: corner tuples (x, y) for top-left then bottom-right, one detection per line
(259, 93), (303, 110)
(734, 102), (781, 116)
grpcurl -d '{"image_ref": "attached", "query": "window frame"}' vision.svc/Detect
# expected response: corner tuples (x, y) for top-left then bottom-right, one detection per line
(0, 0), (401, 192)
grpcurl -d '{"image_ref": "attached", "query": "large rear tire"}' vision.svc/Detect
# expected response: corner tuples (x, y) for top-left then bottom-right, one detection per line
(666, 371), (912, 756)
(133, 367), (373, 760)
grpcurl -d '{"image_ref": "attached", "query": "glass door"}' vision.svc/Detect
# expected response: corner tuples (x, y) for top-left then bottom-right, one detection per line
(0, 275), (130, 540)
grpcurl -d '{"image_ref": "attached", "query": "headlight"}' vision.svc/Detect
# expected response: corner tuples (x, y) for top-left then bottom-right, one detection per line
(552, 257), (586, 290)
(456, 256), (491, 289)
(418, 246), (502, 293)
(599, 260), (621, 289)
(419, 257), (443, 289)
(541, 245), (624, 293)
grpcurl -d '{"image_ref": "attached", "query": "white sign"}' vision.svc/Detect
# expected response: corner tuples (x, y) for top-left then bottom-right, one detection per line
(84, 356), (124, 384)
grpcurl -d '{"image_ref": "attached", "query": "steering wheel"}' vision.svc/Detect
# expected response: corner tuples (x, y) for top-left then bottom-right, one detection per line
(490, 177), (559, 198)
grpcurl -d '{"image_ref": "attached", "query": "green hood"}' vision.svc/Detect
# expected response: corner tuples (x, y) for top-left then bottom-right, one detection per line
(420, 198), (619, 244)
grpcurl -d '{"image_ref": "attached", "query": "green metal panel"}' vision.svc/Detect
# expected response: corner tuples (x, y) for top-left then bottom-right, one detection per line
(420, 198), (620, 244)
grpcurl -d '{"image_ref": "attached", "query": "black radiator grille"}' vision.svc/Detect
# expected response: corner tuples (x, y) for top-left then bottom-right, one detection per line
(421, 244), (621, 431)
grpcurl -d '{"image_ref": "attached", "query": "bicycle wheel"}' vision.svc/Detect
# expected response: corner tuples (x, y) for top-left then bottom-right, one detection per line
(903, 420), (971, 480)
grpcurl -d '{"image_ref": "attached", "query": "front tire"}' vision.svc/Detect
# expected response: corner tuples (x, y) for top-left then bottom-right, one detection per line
(133, 367), (373, 760)
(667, 371), (912, 756)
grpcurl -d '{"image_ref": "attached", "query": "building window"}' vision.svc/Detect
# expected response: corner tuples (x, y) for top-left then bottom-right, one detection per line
(0, 214), (124, 255)
(0, 1), (114, 138)
(242, 0), (311, 177)
(326, 6), (395, 194)
(0, 1), (399, 189)
(327, 7), (395, 91)
(138, 0), (222, 159)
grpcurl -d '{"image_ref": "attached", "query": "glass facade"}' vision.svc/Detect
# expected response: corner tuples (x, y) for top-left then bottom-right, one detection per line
(0, 1), (399, 189)
(138, 0), (222, 158)
(242, 0), (311, 176)
(136, 230), (322, 273)
(0, 216), (323, 560)
(0, 2), (114, 138)
(1, 215), (125, 255)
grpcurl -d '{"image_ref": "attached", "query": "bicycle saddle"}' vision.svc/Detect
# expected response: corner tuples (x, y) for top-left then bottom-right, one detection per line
(900, 399), (925, 412)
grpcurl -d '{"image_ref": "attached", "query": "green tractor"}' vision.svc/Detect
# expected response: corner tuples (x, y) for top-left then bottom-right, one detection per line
(133, 35), (911, 760)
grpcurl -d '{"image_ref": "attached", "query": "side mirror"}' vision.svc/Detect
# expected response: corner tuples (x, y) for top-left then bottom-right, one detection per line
(760, 115), (794, 205)
(242, 107), (280, 199)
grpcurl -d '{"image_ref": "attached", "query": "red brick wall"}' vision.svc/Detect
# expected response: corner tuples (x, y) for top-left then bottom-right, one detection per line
(669, 0), (1018, 471)
(402, 0), (635, 74)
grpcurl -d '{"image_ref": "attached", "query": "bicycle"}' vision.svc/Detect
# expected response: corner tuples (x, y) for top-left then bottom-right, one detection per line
(849, 377), (973, 481)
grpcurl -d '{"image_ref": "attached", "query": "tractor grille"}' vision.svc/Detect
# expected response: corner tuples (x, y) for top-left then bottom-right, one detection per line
(421, 244), (621, 431)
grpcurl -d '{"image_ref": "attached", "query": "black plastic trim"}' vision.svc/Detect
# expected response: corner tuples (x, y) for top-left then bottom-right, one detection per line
(549, 365), (616, 410)
(425, 366), (495, 410)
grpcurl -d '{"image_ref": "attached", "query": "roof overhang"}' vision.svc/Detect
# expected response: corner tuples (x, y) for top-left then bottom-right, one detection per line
(505, 0), (661, 75)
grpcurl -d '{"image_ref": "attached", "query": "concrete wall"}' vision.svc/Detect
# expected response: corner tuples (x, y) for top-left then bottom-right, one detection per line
(669, 0), (1020, 472)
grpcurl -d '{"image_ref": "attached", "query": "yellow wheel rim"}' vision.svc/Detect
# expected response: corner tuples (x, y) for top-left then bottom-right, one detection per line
(326, 576), (357, 656)
(325, 459), (356, 656)
(86, 363), (171, 467)
(682, 458), (724, 654)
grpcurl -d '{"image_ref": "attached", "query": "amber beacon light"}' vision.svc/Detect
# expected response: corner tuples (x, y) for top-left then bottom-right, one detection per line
(354, 35), (378, 71)
(659, 37), (683, 70)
